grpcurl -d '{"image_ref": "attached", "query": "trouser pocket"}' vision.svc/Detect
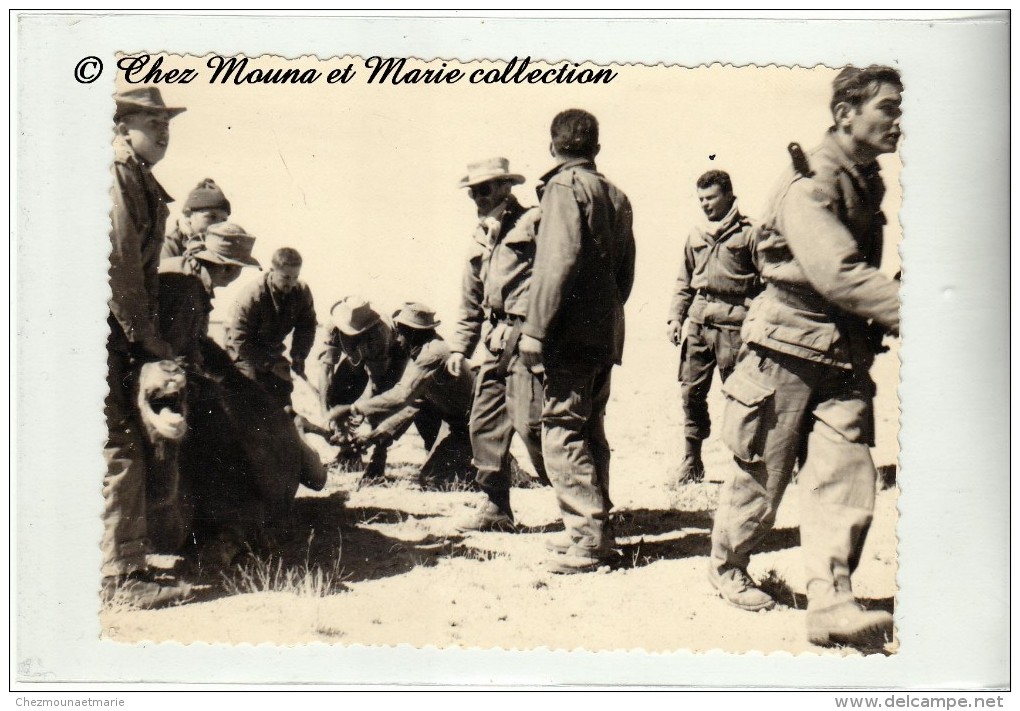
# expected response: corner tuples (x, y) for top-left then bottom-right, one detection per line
(720, 366), (775, 463)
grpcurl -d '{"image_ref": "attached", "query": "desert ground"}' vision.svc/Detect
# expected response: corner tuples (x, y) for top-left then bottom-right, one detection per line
(101, 335), (900, 656)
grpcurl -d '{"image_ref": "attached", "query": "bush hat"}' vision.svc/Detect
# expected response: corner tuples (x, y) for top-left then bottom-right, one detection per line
(393, 302), (441, 330)
(330, 296), (382, 336)
(457, 157), (525, 188)
(192, 222), (261, 268)
(114, 86), (187, 119)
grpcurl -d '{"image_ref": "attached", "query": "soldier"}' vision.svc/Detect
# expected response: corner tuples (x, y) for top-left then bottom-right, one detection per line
(317, 296), (408, 480)
(519, 109), (636, 574)
(707, 66), (902, 648)
(104, 86), (192, 607)
(445, 157), (549, 532)
(158, 222), (261, 366)
(162, 178), (231, 259)
(667, 170), (761, 483)
(225, 247), (317, 411)
(329, 303), (476, 488)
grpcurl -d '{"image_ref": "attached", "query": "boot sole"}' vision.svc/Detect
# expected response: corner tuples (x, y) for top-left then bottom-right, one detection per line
(808, 616), (894, 647)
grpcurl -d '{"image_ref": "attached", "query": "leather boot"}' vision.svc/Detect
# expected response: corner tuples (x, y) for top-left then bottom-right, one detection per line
(678, 438), (705, 483)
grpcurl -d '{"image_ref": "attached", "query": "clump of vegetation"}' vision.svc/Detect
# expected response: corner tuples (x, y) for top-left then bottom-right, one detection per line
(221, 531), (346, 598)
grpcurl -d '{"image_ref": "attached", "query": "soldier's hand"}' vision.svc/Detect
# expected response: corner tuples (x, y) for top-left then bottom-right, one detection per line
(446, 352), (465, 377)
(518, 334), (544, 374)
(327, 404), (353, 424)
(667, 320), (683, 346)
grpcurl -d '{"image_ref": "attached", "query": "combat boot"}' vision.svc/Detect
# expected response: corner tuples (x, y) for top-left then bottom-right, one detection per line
(454, 487), (515, 533)
(678, 438), (705, 484)
(708, 565), (776, 612)
(807, 601), (894, 647)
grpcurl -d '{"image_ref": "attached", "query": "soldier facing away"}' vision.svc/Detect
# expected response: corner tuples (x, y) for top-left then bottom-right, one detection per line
(519, 109), (636, 574)
(707, 66), (902, 648)
(668, 170), (761, 483)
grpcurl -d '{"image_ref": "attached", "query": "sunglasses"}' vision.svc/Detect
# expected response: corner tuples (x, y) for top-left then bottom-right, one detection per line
(468, 181), (502, 198)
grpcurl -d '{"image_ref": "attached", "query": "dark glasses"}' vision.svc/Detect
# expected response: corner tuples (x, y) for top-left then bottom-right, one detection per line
(468, 181), (497, 198)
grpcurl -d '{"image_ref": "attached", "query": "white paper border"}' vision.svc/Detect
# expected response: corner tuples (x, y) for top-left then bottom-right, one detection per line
(11, 10), (1011, 689)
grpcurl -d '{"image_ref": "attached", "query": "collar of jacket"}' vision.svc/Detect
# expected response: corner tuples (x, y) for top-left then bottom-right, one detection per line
(821, 129), (881, 188)
(535, 157), (596, 200)
(112, 135), (175, 204)
(705, 201), (745, 240)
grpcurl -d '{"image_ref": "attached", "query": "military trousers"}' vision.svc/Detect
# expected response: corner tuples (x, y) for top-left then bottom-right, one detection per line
(102, 347), (151, 577)
(710, 344), (878, 609)
(680, 321), (743, 442)
(469, 343), (547, 494)
(541, 359), (614, 556)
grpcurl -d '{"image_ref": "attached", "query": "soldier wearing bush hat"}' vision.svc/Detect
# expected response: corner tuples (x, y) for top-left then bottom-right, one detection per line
(330, 302), (477, 489)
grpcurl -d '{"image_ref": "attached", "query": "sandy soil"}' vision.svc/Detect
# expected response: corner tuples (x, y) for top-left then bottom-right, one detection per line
(102, 337), (900, 656)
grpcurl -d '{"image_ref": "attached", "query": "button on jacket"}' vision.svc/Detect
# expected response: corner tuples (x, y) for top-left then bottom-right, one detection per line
(108, 135), (173, 353)
(524, 159), (636, 365)
(225, 273), (317, 372)
(743, 131), (900, 368)
(449, 194), (541, 355)
(668, 204), (761, 328)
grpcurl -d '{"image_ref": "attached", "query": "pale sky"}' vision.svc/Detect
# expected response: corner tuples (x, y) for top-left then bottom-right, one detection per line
(131, 57), (902, 345)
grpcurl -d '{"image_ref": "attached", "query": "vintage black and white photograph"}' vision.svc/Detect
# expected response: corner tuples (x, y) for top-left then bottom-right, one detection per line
(97, 54), (904, 654)
(13, 12), (1010, 690)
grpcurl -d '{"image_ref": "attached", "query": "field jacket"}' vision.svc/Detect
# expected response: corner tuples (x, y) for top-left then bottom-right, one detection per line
(108, 135), (173, 354)
(668, 204), (761, 328)
(524, 158), (636, 365)
(449, 195), (541, 355)
(225, 272), (317, 372)
(744, 131), (900, 369)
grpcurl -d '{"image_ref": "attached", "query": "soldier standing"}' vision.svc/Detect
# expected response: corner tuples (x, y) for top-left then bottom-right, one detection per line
(445, 157), (549, 532)
(520, 109), (636, 574)
(708, 66), (902, 648)
(667, 170), (760, 483)
(104, 87), (192, 607)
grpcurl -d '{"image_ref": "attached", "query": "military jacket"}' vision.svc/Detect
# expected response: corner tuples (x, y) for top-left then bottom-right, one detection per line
(524, 159), (636, 365)
(225, 272), (317, 371)
(449, 195), (541, 355)
(668, 204), (761, 328)
(108, 135), (173, 353)
(744, 132), (900, 368)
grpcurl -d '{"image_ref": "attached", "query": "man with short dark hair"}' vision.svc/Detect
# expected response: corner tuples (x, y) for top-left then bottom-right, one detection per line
(708, 66), (902, 648)
(519, 109), (636, 574)
(667, 170), (760, 483)
(446, 157), (549, 531)
(226, 246), (317, 410)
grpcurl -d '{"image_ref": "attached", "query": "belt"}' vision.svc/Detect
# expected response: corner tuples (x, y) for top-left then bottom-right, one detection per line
(695, 289), (750, 308)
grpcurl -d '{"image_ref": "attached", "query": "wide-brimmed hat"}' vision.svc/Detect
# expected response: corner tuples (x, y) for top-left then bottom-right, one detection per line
(114, 86), (187, 119)
(192, 222), (261, 268)
(393, 302), (441, 331)
(330, 296), (381, 336)
(457, 157), (525, 188)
